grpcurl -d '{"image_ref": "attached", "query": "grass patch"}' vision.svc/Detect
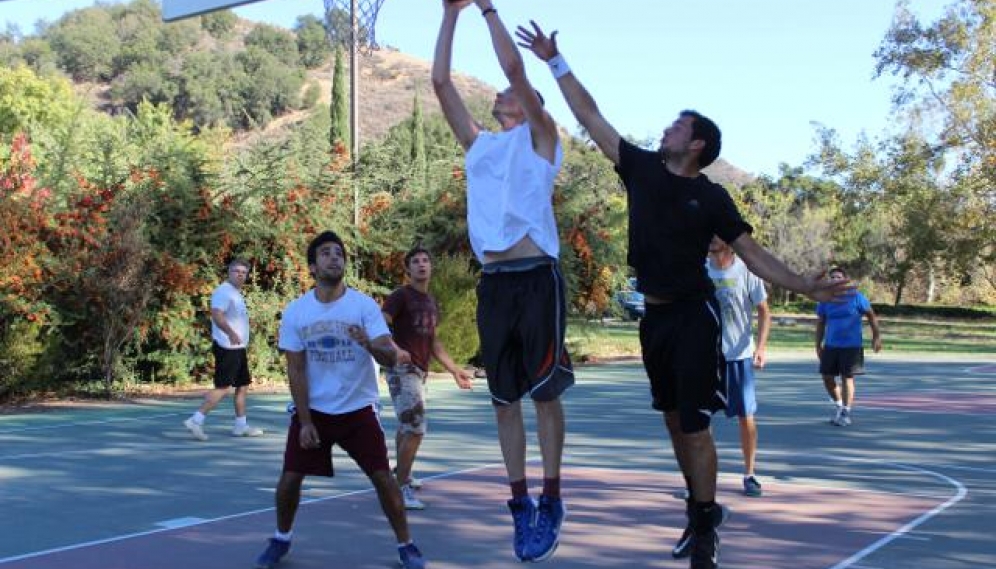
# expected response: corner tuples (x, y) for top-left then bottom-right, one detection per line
(568, 314), (996, 360)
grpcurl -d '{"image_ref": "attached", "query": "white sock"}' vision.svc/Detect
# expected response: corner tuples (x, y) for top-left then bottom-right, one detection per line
(274, 530), (292, 542)
(235, 416), (248, 427)
(842, 406), (851, 413)
(191, 411), (206, 424)
(397, 540), (413, 549)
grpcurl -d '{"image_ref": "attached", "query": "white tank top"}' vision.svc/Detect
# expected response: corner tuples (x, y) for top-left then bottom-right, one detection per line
(465, 123), (562, 262)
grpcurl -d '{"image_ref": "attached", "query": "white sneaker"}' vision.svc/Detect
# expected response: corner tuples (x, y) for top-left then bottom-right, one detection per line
(184, 418), (208, 441)
(402, 484), (425, 510)
(838, 409), (852, 426)
(830, 406), (844, 426)
(232, 425), (264, 437)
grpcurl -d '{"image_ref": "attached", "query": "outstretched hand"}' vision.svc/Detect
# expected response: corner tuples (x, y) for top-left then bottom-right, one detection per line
(515, 20), (559, 61)
(805, 273), (856, 303)
(443, 0), (473, 11)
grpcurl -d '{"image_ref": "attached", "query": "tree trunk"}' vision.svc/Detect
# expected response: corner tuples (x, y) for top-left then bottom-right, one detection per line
(926, 265), (936, 303)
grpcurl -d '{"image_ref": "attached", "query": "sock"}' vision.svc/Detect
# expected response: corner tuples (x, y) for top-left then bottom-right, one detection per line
(542, 477), (561, 499)
(235, 416), (248, 427)
(191, 411), (206, 424)
(397, 540), (413, 549)
(692, 500), (719, 532)
(842, 406), (851, 413)
(274, 530), (292, 542)
(510, 478), (529, 499)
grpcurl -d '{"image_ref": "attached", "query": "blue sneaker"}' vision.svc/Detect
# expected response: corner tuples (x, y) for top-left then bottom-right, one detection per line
(507, 496), (537, 562)
(526, 495), (566, 562)
(743, 475), (763, 497)
(398, 542), (426, 569)
(255, 538), (290, 569)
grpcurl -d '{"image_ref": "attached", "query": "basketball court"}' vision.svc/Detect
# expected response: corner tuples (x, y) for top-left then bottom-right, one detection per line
(1, 353), (993, 568)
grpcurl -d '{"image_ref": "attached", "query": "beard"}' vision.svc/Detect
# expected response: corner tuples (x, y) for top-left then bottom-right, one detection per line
(315, 267), (344, 288)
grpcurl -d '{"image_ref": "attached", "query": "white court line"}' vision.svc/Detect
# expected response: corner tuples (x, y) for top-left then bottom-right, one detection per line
(0, 412), (184, 434)
(0, 403), (281, 435)
(0, 462), (504, 565)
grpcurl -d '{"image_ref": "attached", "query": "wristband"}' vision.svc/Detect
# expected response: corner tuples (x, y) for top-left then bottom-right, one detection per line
(547, 53), (570, 79)
(481, 7), (496, 17)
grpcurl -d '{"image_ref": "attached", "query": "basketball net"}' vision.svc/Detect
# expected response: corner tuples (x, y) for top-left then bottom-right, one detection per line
(322, 0), (386, 54)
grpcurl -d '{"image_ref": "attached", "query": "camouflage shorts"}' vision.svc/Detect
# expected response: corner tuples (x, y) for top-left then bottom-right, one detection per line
(385, 364), (427, 435)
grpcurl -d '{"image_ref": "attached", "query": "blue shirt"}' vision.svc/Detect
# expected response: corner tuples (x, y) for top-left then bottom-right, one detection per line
(817, 292), (871, 348)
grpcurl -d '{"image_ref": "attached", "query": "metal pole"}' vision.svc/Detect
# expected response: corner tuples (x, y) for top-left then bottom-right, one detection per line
(350, 0), (360, 226)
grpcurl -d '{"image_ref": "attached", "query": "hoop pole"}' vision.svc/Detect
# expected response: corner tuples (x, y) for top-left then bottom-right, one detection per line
(350, 0), (360, 225)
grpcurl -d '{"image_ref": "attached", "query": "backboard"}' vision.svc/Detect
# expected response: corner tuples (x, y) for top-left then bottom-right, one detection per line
(161, 0), (266, 22)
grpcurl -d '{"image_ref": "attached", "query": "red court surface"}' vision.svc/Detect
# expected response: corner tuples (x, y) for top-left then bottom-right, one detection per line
(0, 465), (946, 569)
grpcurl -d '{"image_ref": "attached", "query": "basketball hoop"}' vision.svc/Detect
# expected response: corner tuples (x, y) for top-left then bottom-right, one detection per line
(322, 0), (386, 54)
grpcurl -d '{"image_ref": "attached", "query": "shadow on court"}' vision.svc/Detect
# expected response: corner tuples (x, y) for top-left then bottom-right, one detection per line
(0, 464), (949, 569)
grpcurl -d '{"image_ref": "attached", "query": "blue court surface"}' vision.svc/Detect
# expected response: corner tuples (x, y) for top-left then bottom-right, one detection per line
(1, 352), (993, 568)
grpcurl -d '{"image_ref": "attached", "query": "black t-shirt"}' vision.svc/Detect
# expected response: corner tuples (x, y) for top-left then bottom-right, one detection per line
(616, 139), (752, 300)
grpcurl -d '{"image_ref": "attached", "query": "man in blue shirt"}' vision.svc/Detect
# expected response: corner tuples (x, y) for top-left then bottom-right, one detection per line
(816, 267), (883, 426)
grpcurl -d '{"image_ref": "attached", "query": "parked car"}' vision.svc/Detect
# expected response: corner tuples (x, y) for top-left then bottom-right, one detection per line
(615, 289), (645, 320)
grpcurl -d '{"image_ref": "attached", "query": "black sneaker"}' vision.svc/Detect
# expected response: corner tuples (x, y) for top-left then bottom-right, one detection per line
(671, 524), (695, 559)
(690, 528), (719, 569)
(672, 504), (729, 559)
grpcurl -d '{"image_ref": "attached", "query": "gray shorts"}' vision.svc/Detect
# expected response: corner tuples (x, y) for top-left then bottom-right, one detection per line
(386, 364), (427, 435)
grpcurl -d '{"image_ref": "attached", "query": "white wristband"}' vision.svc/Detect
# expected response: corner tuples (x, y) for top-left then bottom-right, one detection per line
(547, 53), (570, 79)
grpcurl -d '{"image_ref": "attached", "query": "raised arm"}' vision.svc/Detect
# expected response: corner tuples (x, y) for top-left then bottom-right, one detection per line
(731, 233), (854, 302)
(476, 1), (557, 162)
(516, 20), (622, 165)
(432, 0), (480, 150)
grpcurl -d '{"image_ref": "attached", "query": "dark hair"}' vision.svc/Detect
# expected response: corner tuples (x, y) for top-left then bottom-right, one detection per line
(404, 245), (431, 268)
(680, 109), (721, 168)
(228, 258), (250, 270)
(307, 230), (347, 265)
(828, 266), (848, 278)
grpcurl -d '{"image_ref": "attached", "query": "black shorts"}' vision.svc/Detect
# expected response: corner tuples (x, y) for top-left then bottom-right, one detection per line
(476, 258), (575, 405)
(819, 347), (865, 377)
(639, 298), (726, 418)
(212, 341), (251, 388)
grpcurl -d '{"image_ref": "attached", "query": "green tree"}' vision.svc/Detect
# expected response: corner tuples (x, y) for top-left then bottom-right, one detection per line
(294, 14), (330, 69)
(0, 65), (78, 135)
(201, 10), (238, 39)
(44, 7), (119, 81)
(874, 0), (996, 296)
(245, 23), (299, 68)
(329, 46), (349, 151)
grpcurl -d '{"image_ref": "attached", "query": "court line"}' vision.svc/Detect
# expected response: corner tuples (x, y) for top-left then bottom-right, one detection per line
(822, 460), (967, 569)
(0, 456), (967, 566)
(0, 412), (186, 434)
(0, 462), (503, 565)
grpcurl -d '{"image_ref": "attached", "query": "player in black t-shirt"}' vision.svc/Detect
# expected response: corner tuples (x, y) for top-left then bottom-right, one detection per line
(517, 22), (853, 569)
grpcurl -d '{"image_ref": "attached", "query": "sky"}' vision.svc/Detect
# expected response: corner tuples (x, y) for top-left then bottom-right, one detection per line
(1, 0), (951, 177)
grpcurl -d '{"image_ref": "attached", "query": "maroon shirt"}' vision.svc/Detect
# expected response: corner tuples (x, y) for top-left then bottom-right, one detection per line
(382, 285), (439, 373)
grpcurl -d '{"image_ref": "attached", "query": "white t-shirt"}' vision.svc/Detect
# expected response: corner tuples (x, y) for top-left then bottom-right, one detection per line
(465, 123), (562, 262)
(210, 281), (249, 349)
(706, 257), (767, 361)
(278, 288), (390, 415)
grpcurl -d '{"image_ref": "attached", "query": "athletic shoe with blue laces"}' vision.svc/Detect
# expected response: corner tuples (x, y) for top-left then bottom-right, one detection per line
(507, 496), (537, 562)
(255, 538), (290, 569)
(397, 542), (426, 569)
(527, 495), (566, 562)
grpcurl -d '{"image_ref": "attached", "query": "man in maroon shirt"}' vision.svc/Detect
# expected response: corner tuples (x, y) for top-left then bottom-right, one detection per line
(383, 246), (473, 509)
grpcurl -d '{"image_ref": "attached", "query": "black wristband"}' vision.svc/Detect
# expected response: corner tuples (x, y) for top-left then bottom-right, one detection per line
(481, 7), (496, 17)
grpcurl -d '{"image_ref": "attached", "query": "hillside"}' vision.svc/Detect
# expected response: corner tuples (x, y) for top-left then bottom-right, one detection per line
(236, 47), (755, 186)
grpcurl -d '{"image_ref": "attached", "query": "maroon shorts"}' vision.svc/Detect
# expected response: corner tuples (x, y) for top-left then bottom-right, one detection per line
(282, 405), (390, 477)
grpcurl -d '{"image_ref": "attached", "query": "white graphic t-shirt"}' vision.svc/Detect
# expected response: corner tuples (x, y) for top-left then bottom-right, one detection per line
(210, 281), (249, 349)
(707, 257), (767, 361)
(278, 288), (390, 415)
